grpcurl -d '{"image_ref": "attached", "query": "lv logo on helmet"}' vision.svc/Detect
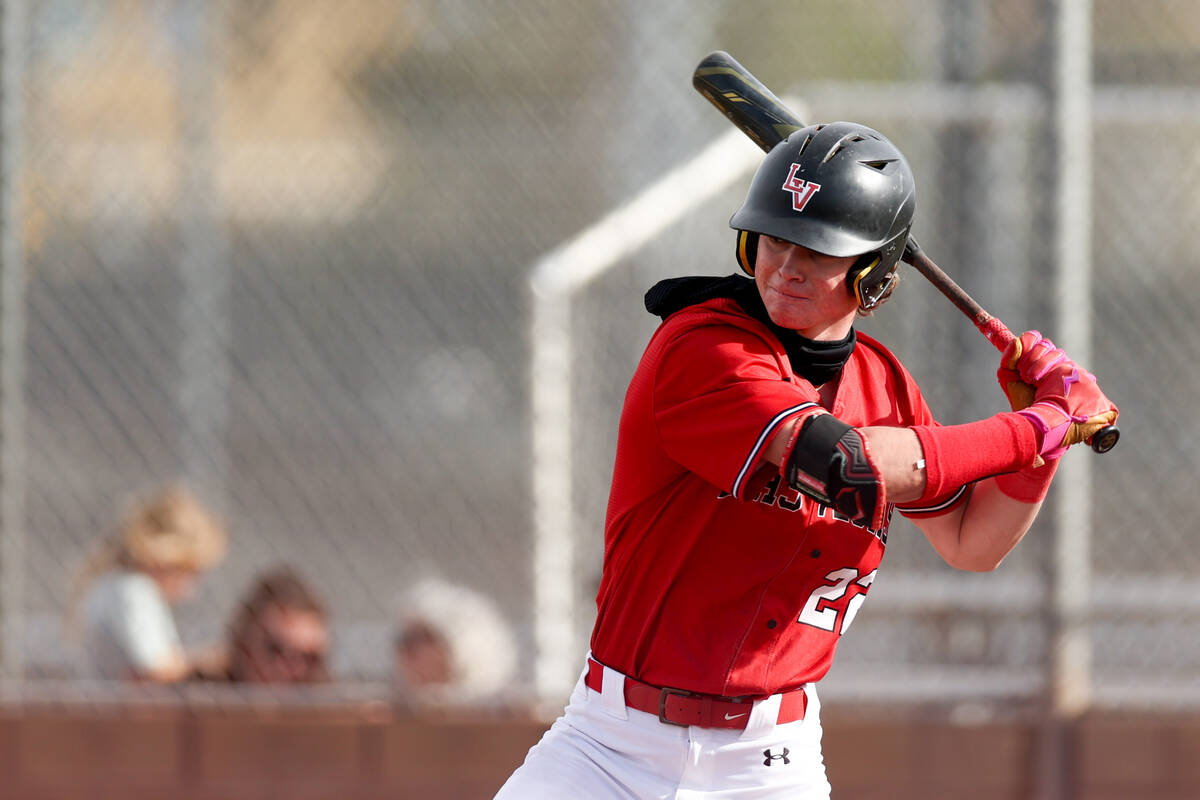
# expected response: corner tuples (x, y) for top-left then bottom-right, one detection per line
(781, 164), (821, 212)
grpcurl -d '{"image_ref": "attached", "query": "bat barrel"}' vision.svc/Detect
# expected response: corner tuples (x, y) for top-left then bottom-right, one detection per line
(692, 51), (804, 152)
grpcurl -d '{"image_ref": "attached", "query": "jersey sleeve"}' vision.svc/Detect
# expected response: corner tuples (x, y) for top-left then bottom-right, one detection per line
(897, 482), (969, 517)
(652, 323), (820, 500)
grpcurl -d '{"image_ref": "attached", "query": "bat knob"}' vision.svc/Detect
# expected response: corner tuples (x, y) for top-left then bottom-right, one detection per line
(1090, 425), (1120, 454)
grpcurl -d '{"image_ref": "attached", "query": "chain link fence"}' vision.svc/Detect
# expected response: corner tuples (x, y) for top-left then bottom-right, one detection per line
(0, 0), (1196, 714)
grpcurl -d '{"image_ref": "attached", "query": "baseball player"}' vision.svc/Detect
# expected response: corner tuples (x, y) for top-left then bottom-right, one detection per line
(496, 122), (1118, 799)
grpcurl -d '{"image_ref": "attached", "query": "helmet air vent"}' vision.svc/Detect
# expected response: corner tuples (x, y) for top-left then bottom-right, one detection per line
(860, 159), (897, 172)
(823, 132), (868, 163)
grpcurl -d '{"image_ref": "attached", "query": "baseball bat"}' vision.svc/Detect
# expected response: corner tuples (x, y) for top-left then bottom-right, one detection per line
(692, 50), (1118, 454)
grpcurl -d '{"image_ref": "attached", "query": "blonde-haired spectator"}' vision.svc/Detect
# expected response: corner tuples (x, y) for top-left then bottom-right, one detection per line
(393, 576), (518, 705)
(69, 485), (227, 683)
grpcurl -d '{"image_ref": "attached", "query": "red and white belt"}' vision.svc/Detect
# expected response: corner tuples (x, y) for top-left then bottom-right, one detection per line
(584, 657), (807, 730)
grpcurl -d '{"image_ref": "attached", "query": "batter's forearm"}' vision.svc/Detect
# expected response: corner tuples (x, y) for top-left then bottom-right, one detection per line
(856, 426), (926, 503)
(766, 411), (1044, 533)
(765, 420), (929, 502)
(917, 479), (1043, 571)
(799, 416), (1043, 506)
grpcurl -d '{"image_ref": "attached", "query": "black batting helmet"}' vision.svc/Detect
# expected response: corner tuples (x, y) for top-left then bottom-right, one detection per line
(729, 121), (916, 311)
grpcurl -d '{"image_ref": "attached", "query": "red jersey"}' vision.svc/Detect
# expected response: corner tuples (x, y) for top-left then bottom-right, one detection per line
(590, 295), (959, 697)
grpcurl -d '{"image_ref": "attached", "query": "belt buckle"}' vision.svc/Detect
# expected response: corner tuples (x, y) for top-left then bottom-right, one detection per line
(657, 686), (696, 727)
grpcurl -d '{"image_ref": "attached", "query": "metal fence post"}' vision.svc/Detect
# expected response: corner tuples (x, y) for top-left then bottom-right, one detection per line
(1052, 0), (1095, 721)
(173, 0), (231, 510)
(0, 0), (28, 688)
(1038, 0), (1094, 797)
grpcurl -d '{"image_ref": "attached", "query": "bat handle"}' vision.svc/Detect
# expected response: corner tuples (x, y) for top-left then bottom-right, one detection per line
(904, 239), (1119, 454)
(975, 312), (1119, 454)
(975, 314), (1015, 350)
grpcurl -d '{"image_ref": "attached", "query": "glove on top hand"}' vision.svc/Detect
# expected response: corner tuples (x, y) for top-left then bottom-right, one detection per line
(997, 331), (1119, 460)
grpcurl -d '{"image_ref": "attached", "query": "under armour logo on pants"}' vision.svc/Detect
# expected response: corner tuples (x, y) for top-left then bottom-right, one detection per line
(763, 747), (791, 766)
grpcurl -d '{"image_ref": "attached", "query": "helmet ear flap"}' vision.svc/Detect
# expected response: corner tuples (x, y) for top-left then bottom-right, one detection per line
(735, 230), (758, 276)
(847, 251), (899, 311)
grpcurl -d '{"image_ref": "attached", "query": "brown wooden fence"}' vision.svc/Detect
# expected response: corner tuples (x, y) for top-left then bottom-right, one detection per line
(0, 705), (1196, 799)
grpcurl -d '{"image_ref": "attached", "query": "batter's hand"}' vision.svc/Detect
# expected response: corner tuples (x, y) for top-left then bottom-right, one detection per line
(995, 347), (1035, 413)
(998, 331), (1119, 459)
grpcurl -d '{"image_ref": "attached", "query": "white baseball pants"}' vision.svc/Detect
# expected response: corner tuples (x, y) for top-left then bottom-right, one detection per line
(495, 659), (831, 799)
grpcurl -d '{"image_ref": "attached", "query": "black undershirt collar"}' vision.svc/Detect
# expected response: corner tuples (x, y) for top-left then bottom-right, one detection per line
(643, 275), (857, 387)
(730, 278), (855, 387)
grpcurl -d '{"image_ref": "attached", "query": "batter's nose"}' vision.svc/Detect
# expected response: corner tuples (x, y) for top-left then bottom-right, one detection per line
(778, 246), (812, 279)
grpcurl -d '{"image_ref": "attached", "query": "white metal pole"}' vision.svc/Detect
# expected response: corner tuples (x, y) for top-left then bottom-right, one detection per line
(0, 0), (29, 687)
(529, 298), (576, 702)
(1052, 0), (1094, 719)
(174, 0), (231, 510)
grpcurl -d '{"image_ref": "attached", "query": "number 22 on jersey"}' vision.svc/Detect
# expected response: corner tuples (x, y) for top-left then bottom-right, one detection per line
(797, 568), (877, 635)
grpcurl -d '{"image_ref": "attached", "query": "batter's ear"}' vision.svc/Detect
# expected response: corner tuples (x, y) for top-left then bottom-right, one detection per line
(735, 230), (758, 276)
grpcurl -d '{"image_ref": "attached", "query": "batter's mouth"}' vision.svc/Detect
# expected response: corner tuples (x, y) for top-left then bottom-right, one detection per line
(768, 285), (811, 301)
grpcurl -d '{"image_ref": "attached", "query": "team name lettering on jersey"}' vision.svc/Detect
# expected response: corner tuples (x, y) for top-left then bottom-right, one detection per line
(718, 481), (891, 544)
(752, 475), (804, 511)
(717, 477), (805, 512)
(814, 502), (892, 545)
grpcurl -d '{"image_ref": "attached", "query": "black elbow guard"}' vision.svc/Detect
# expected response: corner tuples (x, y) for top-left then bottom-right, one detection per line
(784, 413), (887, 530)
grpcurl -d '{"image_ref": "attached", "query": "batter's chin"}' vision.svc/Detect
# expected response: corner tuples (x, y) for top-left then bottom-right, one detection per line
(762, 303), (815, 332)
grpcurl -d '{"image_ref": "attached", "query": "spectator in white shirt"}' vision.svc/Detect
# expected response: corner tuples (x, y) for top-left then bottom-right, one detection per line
(69, 485), (227, 683)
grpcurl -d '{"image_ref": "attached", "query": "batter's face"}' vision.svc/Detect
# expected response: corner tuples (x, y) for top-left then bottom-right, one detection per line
(754, 236), (860, 340)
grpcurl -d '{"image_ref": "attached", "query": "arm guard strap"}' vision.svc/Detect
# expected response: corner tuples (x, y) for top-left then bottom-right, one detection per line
(783, 413), (888, 531)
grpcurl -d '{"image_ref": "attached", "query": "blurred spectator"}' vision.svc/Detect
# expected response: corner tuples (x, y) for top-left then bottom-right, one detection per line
(196, 565), (330, 684)
(69, 485), (228, 683)
(393, 576), (518, 705)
